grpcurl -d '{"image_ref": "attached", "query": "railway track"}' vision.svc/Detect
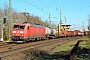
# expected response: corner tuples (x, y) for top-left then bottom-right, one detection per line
(0, 43), (17, 48)
(0, 36), (82, 60)
(0, 42), (9, 46)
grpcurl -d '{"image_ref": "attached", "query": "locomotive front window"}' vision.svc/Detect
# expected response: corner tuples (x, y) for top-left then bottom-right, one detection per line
(19, 25), (25, 30)
(13, 25), (19, 29)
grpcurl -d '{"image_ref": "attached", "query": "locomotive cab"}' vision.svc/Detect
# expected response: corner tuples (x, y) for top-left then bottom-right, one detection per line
(11, 23), (28, 43)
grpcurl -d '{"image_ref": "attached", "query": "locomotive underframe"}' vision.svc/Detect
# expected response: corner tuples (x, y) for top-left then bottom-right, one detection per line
(11, 36), (24, 41)
(26, 35), (46, 41)
(11, 35), (46, 43)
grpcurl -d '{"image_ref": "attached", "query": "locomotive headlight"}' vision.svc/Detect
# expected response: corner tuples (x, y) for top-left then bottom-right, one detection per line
(13, 31), (16, 33)
(20, 31), (23, 33)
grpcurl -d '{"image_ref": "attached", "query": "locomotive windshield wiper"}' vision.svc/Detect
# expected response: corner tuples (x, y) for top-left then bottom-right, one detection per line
(13, 25), (19, 29)
(19, 25), (25, 30)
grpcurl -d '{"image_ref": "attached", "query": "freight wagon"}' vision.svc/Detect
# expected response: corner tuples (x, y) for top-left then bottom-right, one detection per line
(45, 27), (57, 38)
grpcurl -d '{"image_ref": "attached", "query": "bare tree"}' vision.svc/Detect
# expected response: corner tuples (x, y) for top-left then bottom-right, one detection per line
(0, 3), (57, 40)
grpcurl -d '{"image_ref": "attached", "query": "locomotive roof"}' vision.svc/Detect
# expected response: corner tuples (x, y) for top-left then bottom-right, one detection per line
(30, 24), (44, 28)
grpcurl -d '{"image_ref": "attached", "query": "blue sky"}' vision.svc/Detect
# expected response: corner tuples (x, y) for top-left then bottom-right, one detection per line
(0, 0), (90, 30)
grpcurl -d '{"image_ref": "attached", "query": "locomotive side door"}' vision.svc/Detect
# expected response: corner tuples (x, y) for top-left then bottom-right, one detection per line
(27, 26), (29, 36)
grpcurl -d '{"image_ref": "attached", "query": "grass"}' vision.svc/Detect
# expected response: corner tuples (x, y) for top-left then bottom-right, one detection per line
(80, 41), (89, 48)
(50, 37), (90, 53)
(50, 37), (90, 60)
(50, 40), (78, 53)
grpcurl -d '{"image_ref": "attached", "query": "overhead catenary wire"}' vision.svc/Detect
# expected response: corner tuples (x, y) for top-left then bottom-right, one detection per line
(22, 0), (58, 20)
(37, 0), (49, 7)
(23, 0), (48, 14)
(37, 0), (59, 19)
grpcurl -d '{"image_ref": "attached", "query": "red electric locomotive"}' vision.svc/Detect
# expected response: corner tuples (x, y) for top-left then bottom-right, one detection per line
(11, 22), (46, 43)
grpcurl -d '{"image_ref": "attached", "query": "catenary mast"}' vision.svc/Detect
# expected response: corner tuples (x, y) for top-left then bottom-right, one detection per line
(8, 0), (12, 41)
